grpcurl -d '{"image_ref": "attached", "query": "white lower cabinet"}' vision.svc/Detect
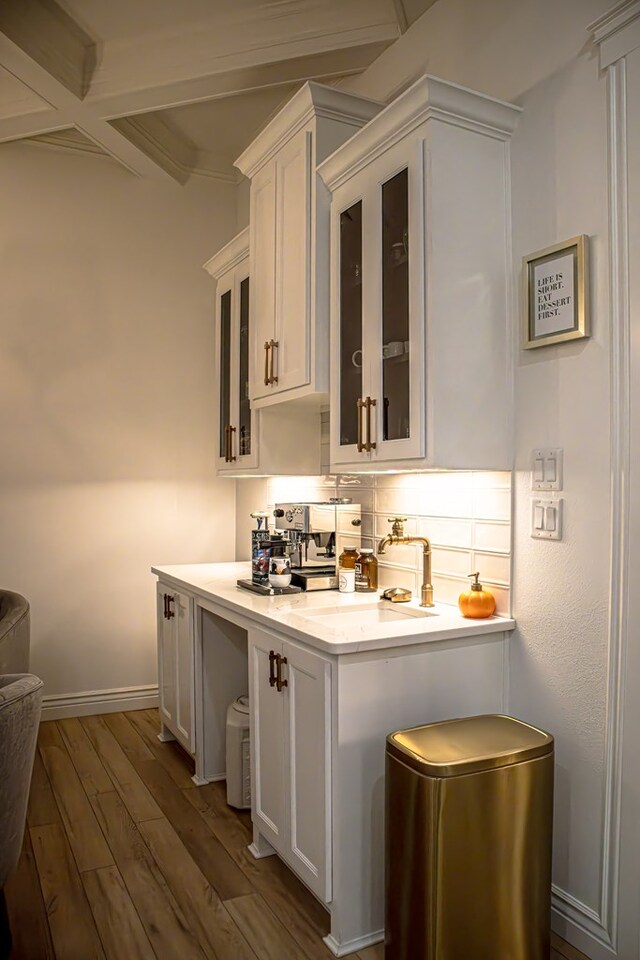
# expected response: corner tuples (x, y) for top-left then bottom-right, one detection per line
(248, 627), (332, 902)
(156, 582), (195, 755)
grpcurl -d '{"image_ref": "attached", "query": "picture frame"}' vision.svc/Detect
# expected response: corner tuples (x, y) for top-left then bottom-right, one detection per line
(522, 234), (590, 349)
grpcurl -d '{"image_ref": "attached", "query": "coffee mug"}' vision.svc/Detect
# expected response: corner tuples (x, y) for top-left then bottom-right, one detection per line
(269, 556), (292, 587)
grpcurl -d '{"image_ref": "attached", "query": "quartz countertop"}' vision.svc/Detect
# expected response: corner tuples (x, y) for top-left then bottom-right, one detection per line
(152, 562), (515, 655)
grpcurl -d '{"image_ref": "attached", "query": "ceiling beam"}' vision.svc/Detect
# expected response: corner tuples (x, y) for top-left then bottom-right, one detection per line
(0, 3), (184, 180)
(0, 0), (396, 181)
(392, 0), (409, 35)
(0, 0), (96, 98)
(89, 41), (391, 120)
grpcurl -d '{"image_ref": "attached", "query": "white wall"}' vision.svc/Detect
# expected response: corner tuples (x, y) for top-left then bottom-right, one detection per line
(510, 54), (610, 920)
(340, 0), (614, 952)
(0, 143), (238, 701)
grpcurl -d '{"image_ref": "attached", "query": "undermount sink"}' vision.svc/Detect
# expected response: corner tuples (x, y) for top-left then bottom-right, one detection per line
(297, 601), (438, 630)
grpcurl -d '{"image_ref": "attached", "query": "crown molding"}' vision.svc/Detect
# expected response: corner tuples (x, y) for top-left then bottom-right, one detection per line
(318, 74), (522, 192)
(589, 0), (640, 66)
(203, 227), (250, 279)
(28, 129), (108, 157)
(234, 80), (382, 179)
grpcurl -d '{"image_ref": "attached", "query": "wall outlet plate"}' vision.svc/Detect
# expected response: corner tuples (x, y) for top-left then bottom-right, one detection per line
(532, 448), (563, 491)
(531, 497), (563, 540)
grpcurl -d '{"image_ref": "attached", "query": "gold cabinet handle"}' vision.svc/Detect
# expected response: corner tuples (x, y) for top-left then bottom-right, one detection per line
(268, 650), (277, 687)
(166, 594), (175, 620)
(356, 398), (365, 453)
(269, 339), (278, 385)
(228, 425), (237, 462)
(365, 397), (377, 452)
(276, 654), (288, 693)
(264, 341), (271, 386)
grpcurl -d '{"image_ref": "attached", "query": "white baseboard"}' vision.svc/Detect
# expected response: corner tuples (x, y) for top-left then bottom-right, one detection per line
(41, 684), (159, 720)
(323, 931), (384, 956)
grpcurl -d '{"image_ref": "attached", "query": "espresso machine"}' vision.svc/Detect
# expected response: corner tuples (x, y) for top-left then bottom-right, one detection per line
(274, 500), (360, 591)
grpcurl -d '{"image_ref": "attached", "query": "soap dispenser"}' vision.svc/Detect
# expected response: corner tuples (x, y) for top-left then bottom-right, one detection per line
(458, 572), (496, 619)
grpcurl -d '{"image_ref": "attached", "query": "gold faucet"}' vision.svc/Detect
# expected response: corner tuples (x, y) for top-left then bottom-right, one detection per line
(377, 517), (435, 607)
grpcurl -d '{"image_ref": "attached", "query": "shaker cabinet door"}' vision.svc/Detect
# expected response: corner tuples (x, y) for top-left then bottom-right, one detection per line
(249, 631), (286, 852)
(273, 129), (312, 395)
(250, 164), (277, 401)
(248, 630), (333, 904)
(175, 591), (195, 753)
(283, 640), (332, 902)
(157, 584), (194, 755)
(157, 585), (176, 729)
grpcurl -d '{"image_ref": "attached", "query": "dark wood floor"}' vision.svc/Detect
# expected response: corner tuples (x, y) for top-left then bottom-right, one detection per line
(5, 709), (587, 960)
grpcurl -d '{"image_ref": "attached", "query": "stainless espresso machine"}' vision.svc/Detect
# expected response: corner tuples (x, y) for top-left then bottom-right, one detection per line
(274, 500), (361, 591)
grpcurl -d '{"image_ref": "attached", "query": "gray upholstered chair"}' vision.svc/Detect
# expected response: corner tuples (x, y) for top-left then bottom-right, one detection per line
(0, 674), (43, 959)
(0, 592), (30, 674)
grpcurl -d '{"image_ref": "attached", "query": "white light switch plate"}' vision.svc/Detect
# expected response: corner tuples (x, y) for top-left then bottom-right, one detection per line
(531, 498), (563, 540)
(532, 448), (563, 491)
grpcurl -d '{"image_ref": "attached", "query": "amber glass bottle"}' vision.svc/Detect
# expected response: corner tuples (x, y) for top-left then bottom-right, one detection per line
(355, 548), (378, 592)
(338, 546), (358, 593)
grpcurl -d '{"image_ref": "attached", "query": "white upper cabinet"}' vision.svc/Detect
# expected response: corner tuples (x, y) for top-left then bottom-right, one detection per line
(204, 229), (256, 474)
(235, 82), (382, 409)
(318, 75), (522, 472)
(204, 229), (323, 477)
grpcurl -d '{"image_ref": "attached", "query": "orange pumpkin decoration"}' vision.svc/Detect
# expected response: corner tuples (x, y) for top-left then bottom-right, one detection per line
(458, 572), (496, 619)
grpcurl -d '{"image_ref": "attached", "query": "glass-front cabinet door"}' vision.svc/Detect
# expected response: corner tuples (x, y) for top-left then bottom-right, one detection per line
(331, 135), (425, 467)
(333, 197), (368, 464)
(217, 273), (234, 469)
(215, 254), (257, 472)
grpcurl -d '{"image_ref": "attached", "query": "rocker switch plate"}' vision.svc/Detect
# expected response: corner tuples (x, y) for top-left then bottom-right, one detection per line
(531, 498), (563, 540)
(532, 448), (563, 491)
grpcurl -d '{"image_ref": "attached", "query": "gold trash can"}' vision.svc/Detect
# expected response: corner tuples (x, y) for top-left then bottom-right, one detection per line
(385, 714), (554, 960)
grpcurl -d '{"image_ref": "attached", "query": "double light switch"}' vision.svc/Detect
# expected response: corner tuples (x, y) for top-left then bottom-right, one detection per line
(531, 448), (564, 540)
(532, 448), (562, 490)
(531, 498), (562, 540)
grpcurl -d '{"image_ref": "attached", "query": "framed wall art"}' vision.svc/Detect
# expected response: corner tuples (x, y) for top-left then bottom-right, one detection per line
(522, 234), (590, 349)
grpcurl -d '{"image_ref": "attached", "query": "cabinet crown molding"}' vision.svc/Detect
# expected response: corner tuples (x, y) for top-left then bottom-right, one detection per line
(589, 0), (640, 44)
(317, 73), (521, 192)
(589, 0), (640, 65)
(234, 80), (382, 179)
(203, 227), (249, 279)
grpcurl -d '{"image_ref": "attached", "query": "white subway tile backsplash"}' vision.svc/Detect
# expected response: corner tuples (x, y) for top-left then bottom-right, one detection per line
(431, 547), (473, 578)
(378, 565), (417, 593)
(340, 486), (375, 512)
(473, 520), (511, 553)
(472, 471), (512, 489)
(339, 474), (376, 489)
(378, 541), (422, 568)
(375, 487), (423, 516)
(250, 469), (511, 614)
(472, 551), (510, 585)
(417, 517), (473, 549)
(375, 472), (425, 489)
(472, 487), (511, 522)
(420, 487), (473, 518)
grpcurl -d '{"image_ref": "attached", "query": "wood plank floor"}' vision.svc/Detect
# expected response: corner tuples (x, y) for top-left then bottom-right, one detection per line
(5, 709), (589, 960)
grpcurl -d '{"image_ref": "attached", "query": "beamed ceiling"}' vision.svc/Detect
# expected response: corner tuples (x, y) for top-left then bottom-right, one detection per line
(0, 0), (437, 184)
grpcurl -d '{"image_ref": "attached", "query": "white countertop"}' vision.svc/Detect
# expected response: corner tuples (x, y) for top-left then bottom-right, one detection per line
(152, 562), (515, 655)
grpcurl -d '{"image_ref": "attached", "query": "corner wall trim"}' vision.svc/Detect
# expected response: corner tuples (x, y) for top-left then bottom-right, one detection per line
(41, 684), (159, 720)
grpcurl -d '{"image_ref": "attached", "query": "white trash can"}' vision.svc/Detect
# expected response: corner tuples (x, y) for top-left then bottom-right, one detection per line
(226, 695), (251, 809)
